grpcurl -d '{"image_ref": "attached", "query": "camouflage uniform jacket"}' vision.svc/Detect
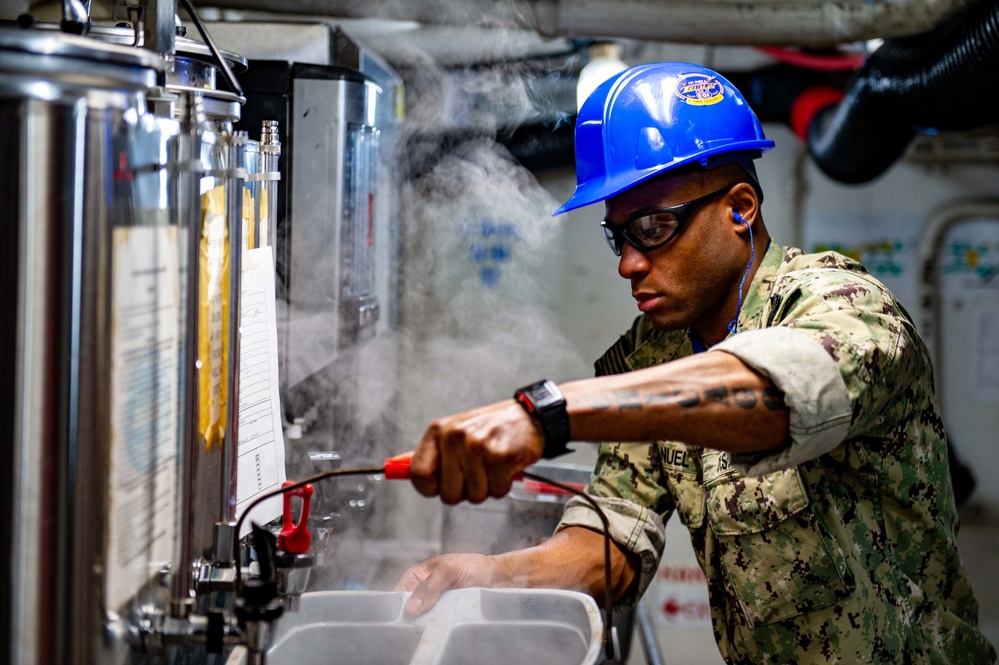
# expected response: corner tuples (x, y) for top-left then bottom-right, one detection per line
(556, 242), (995, 664)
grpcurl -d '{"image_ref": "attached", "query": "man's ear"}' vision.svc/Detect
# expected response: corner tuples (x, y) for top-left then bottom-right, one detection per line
(728, 182), (759, 232)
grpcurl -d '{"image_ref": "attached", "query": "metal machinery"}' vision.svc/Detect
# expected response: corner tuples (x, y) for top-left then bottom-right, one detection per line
(0, 23), (197, 665)
(233, 34), (403, 569)
(240, 61), (382, 395)
(0, 5), (297, 664)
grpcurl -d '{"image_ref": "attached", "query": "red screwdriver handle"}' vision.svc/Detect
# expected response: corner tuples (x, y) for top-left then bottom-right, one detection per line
(278, 481), (313, 554)
(384, 451), (524, 481)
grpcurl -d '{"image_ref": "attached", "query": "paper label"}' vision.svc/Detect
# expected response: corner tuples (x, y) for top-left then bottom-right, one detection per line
(106, 225), (180, 612)
(236, 247), (288, 534)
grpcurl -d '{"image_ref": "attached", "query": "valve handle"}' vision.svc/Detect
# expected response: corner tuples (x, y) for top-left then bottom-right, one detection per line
(383, 451), (524, 482)
(278, 481), (313, 554)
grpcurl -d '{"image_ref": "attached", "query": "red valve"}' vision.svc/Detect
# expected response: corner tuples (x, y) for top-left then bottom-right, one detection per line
(278, 481), (313, 555)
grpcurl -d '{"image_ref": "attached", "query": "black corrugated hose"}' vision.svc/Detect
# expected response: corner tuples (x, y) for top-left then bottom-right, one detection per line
(808, 0), (999, 184)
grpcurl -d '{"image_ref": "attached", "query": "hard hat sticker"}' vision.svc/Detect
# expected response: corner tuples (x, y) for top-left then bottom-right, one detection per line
(675, 74), (725, 106)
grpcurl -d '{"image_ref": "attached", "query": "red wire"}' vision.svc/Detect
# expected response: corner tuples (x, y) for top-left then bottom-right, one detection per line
(757, 46), (864, 72)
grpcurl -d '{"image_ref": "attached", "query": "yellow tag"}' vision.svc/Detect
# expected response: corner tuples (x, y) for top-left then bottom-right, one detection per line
(242, 185), (256, 252)
(199, 186), (229, 450)
(258, 186), (269, 248)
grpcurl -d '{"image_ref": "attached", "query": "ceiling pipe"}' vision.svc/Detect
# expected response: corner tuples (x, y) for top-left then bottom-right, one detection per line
(531, 0), (973, 47)
(188, 0), (973, 48)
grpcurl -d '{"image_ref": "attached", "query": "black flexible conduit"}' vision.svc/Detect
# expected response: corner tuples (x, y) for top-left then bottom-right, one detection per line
(808, 0), (999, 184)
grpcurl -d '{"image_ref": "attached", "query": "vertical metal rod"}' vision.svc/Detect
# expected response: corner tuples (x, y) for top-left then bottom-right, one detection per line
(220, 133), (245, 528)
(171, 93), (203, 615)
(636, 598), (665, 665)
(54, 100), (88, 665)
(260, 120), (281, 251)
(143, 0), (176, 56)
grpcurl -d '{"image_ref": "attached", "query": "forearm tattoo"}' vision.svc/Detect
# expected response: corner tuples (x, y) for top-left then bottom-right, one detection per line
(584, 385), (784, 412)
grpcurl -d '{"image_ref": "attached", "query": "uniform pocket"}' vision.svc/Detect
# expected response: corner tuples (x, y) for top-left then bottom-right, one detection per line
(706, 464), (852, 626)
(659, 442), (705, 529)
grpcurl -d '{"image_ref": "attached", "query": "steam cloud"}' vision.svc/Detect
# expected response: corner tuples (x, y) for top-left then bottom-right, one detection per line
(283, 32), (590, 592)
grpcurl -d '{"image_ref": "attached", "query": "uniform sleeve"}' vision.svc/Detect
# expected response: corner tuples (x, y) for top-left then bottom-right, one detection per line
(555, 441), (672, 607)
(712, 269), (920, 476)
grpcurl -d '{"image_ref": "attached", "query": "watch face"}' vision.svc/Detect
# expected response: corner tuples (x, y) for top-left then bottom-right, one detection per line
(521, 379), (563, 412)
(531, 380), (560, 409)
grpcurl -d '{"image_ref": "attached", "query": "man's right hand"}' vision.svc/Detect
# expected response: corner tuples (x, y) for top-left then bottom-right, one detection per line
(410, 399), (544, 505)
(393, 553), (503, 616)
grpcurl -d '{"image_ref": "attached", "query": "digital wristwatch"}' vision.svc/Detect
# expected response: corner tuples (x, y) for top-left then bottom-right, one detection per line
(513, 379), (572, 459)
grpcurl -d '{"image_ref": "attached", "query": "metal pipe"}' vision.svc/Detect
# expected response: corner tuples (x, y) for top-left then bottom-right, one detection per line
(171, 91), (204, 617)
(221, 131), (246, 527)
(60, 0), (88, 32)
(197, 0), (970, 47)
(8, 96), (61, 665)
(260, 120), (281, 251)
(636, 598), (665, 665)
(143, 0), (176, 55)
(56, 91), (87, 665)
(916, 199), (999, 400)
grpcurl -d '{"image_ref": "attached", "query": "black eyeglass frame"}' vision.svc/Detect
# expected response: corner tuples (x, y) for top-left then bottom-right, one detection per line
(600, 183), (738, 256)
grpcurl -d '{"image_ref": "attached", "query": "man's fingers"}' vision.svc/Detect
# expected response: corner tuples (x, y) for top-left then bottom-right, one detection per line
(413, 401), (545, 505)
(463, 450), (490, 504)
(410, 429), (441, 498)
(402, 560), (456, 616)
(393, 554), (495, 616)
(439, 431), (468, 504)
(392, 563), (430, 593)
(486, 461), (514, 499)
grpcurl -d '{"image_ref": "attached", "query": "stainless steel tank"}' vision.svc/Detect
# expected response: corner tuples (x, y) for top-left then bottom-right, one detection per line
(97, 24), (279, 583)
(0, 26), (200, 665)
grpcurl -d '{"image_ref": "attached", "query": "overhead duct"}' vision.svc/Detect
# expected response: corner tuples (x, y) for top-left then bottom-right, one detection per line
(807, 0), (999, 184)
(185, 0), (972, 48)
(530, 0), (972, 47)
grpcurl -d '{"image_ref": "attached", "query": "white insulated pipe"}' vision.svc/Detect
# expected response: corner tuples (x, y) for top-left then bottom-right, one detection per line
(530, 0), (973, 47)
(187, 0), (972, 48)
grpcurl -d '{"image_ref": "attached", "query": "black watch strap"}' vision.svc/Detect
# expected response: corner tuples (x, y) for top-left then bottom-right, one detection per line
(513, 379), (572, 459)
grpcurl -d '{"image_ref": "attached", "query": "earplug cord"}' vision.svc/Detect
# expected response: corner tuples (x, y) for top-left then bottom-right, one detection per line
(234, 466), (619, 661)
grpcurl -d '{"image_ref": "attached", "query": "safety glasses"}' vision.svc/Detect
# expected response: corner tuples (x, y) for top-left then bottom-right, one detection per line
(600, 184), (735, 256)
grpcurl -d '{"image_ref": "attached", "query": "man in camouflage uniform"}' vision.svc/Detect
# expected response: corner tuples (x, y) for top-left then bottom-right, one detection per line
(397, 62), (996, 663)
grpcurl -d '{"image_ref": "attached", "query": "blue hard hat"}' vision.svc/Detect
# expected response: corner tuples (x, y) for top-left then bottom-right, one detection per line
(553, 62), (774, 216)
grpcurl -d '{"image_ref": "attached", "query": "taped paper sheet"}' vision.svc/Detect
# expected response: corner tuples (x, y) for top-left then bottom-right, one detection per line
(236, 247), (287, 535)
(106, 225), (180, 612)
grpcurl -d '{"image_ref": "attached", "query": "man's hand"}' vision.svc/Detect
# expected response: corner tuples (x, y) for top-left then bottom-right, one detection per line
(393, 528), (641, 617)
(393, 553), (501, 616)
(410, 399), (544, 504)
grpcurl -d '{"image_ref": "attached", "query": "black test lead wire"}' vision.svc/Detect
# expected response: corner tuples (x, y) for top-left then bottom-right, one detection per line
(232, 464), (619, 661)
